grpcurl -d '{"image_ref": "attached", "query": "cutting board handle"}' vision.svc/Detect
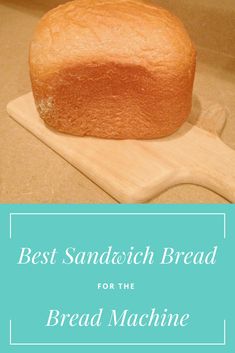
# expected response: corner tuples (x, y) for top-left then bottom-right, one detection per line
(186, 137), (235, 203)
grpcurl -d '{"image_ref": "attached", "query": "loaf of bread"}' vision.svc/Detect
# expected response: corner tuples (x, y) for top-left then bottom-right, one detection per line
(29, 0), (196, 139)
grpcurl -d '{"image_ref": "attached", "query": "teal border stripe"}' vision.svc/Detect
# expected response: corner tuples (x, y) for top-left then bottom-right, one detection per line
(9, 212), (226, 240)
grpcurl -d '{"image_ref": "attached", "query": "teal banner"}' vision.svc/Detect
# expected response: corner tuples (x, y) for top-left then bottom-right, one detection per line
(0, 205), (234, 352)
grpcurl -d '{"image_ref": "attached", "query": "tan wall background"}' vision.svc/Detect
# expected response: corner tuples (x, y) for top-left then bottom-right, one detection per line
(152, 0), (235, 57)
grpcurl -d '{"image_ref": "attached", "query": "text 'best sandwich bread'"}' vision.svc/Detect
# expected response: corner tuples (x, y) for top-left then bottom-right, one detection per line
(29, 0), (196, 139)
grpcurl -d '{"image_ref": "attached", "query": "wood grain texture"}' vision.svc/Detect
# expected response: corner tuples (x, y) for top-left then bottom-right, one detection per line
(7, 92), (235, 203)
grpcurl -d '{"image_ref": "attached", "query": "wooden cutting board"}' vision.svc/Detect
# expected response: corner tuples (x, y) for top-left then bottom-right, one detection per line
(7, 92), (235, 203)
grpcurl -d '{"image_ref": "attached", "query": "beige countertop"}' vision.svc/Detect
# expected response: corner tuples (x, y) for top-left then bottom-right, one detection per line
(0, 0), (235, 203)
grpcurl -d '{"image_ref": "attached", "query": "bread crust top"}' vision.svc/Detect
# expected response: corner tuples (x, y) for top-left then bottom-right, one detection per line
(29, 0), (196, 78)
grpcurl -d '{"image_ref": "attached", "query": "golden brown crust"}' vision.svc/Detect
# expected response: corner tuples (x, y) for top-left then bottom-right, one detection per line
(29, 0), (196, 139)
